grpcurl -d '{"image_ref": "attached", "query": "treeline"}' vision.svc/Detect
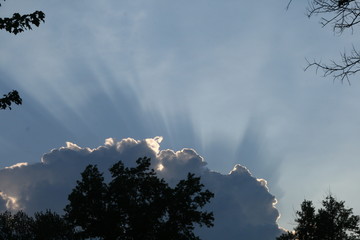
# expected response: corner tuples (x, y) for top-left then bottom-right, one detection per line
(0, 210), (74, 239)
(2, 157), (359, 240)
(0, 157), (214, 240)
(277, 194), (360, 240)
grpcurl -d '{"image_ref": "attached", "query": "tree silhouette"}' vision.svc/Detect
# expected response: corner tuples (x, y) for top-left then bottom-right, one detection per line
(0, 0), (45, 110)
(293, 0), (360, 83)
(0, 211), (33, 240)
(0, 90), (22, 110)
(0, 2), (45, 35)
(0, 210), (75, 240)
(0, 158), (213, 239)
(33, 210), (75, 240)
(65, 157), (214, 240)
(277, 194), (360, 240)
(64, 164), (108, 239)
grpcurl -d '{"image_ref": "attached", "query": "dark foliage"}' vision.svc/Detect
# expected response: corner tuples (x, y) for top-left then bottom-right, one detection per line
(0, 211), (33, 240)
(0, 0), (45, 35)
(0, 157), (213, 239)
(0, 210), (75, 240)
(0, 90), (22, 110)
(65, 157), (214, 240)
(277, 194), (360, 240)
(0, 10), (45, 35)
(1, 0), (45, 110)
(33, 210), (76, 240)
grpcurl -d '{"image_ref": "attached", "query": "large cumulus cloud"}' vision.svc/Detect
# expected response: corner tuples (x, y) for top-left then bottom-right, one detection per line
(0, 137), (282, 239)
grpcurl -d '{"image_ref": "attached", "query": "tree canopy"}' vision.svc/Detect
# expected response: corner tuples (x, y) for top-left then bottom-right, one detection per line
(0, 210), (75, 240)
(0, 157), (214, 239)
(277, 194), (360, 240)
(65, 157), (214, 240)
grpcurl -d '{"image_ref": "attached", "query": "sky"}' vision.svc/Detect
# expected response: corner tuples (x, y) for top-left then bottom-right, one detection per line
(1, 0), (360, 237)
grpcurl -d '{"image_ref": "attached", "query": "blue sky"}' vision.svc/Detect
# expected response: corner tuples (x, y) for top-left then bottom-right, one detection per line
(1, 0), (360, 235)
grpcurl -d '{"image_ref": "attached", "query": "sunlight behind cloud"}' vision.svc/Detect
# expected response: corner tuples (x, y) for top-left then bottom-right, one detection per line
(5, 162), (28, 169)
(0, 192), (20, 210)
(2, 0), (360, 233)
(145, 136), (163, 153)
(157, 163), (164, 171)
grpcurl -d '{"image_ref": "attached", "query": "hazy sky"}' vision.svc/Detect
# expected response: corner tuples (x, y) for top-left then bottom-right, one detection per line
(1, 0), (360, 234)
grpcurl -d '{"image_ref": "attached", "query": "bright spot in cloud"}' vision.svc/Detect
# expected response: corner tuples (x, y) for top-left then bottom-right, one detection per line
(157, 164), (164, 171)
(0, 192), (20, 210)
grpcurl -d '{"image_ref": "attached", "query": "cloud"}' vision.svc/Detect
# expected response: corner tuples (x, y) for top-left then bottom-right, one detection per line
(0, 137), (282, 239)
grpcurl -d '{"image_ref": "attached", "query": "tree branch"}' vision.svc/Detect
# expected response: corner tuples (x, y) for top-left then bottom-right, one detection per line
(0, 90), (22, 110)
(307, 0), (359, 34)
(305, 46), (360, 84)
(0, 11), (45, 35)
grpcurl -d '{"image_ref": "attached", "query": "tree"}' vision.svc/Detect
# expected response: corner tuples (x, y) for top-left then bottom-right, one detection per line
(0, 0), (45, 110)
(33, 210), (76, 240)
(0, 211), (34, 240)
(277, 194), (360, 240)
(64, 165), (108, 240)
(297, 0), (360, 83)
(65, 157), (214, 240)
(0, 210), (75, 240)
